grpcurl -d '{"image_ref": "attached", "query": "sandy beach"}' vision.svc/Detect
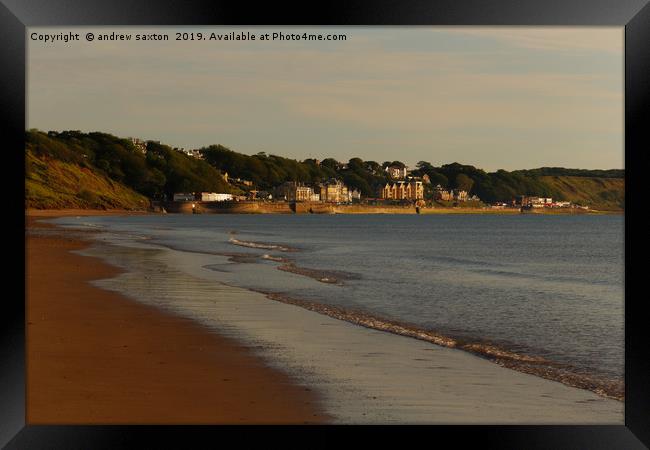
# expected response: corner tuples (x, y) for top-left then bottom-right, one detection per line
(26, 209), (624, 424)
(26, 210), (328, 424)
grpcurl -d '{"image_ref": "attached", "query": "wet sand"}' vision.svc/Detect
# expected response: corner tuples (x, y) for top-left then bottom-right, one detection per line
(104, 236), (623, 424)
(26, 211), (328, 424)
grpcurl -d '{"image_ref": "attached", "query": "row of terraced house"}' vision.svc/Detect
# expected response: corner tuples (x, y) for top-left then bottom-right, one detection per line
(380, 180), (424, 201)
(277, 180), (362, 203)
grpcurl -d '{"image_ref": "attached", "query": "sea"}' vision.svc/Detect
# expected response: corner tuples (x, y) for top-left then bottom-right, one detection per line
(51, 213), (625, 404)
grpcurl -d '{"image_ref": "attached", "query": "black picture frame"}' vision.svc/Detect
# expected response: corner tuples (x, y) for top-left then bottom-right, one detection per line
(3, 0), (649, 448)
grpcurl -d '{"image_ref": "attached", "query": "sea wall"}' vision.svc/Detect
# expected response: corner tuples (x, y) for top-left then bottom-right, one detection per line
(156, 201), (412, 214)
(333, 204), (418, 214)
(152, 201), (603, 215)
(155, 201), (294, 214)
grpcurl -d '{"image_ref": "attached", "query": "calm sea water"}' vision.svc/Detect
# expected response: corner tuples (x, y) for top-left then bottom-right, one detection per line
(53, 213), (624, 399)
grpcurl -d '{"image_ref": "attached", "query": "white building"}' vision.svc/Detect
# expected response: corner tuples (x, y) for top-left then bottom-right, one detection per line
(200, 192), (233, 202)
(183, 149), (203, 159)
(173, 193), (195, 202)
(129, 137), (147, 154)
(385, 165), (407, 179)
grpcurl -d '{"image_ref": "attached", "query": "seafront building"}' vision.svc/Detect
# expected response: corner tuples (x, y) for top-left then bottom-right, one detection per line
(292, 184), (314, 202)
(246, 190), (272, 200)
(200, 192), (233, 202)
(514, 196), (553, 207)
(171, 192), (234, 202)
(381, 180), (424, 201)
(433, 185), (471, 202)
(173, 193), (195, 201)
(274, 179), (354, 203)
(277, 182), (314, 202)
(318, 179), (351, 203)
(434, 185), (453, 201)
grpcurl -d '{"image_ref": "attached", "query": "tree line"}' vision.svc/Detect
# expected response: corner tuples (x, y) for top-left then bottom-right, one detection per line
(26, 130), (234, 200)
(26, 129), (623, 204)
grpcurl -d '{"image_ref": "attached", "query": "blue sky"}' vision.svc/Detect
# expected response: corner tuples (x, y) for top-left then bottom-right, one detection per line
(28, 27), (623, 171)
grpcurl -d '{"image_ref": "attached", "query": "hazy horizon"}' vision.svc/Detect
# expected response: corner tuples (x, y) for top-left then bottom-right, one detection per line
(28, 27), (624, 171)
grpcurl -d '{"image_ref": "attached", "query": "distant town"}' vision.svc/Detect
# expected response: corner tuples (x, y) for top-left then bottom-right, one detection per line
(25, 129), (627, 213)
(129, 138), (589, 212)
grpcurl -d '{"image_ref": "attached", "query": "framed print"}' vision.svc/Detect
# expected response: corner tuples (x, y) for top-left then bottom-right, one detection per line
(3, 0), (649, 448)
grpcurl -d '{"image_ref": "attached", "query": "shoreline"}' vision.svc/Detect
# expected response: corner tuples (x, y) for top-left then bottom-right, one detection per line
(26, 206), (623, 217)
(58, 218), (621, 401)
(27, 209), (624, 423)
(252, 291), (623, 402)
(26, 212), (329, 424)
(131, 225), (624, 402)
(88, 234), (622, 424)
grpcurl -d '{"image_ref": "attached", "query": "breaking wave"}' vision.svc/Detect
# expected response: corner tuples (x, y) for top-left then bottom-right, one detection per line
(123, 226), (624, 402)
(261, 254), (287, 263)
(228, 237), (298, 252)
(251, 290), (624, 401)
(276, 262), (360, 285)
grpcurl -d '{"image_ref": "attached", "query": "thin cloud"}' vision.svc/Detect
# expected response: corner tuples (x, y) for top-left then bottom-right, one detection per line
(27, 26), (623, 170)
(438, 27), (623, 53)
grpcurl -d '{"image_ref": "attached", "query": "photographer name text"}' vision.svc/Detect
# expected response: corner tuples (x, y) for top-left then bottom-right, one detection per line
(30, 31), (348, 44)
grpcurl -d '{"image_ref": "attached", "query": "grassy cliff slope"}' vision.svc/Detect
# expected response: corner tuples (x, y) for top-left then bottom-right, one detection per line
(26, 150), (150, 210)
(539, 176), (624, 211)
